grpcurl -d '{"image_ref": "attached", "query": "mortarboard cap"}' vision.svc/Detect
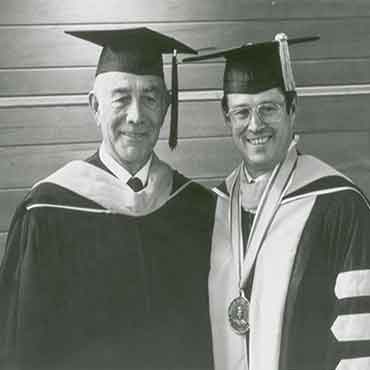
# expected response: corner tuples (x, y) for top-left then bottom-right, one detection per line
(65, 27), (198, 149)
(183, 33), (319, 94)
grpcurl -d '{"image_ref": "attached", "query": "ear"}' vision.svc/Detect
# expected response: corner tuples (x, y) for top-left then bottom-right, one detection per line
(88, 90), (100, 126)
(221, 95), (232, 129)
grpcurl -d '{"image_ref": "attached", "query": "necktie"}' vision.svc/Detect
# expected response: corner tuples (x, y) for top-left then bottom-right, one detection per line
(127, 177), (144, 192)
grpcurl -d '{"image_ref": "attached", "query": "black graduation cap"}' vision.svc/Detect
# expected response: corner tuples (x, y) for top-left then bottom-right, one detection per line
(183, 33), (319, 94)
(65, 27), (197, 149)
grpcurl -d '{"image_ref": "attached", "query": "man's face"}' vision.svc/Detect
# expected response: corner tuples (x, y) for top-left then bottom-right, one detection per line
(90, 71), (169, 172)
(225, 88), (295, 177)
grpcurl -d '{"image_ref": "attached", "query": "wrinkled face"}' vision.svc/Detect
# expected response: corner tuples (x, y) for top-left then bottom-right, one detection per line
(90, 71), (169, 173)
(224, 88), (295, 178)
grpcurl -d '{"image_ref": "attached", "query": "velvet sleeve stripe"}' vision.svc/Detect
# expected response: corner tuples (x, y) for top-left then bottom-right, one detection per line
(335, 357), (370, 370)
(331, 313), (370, 341)
(335, 270), (370, 299)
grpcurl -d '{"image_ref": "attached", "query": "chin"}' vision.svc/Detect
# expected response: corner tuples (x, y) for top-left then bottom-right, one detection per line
(246, 157), (276, 174)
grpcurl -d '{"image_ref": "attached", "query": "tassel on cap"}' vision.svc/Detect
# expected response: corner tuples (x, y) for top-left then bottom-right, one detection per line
(169, 49), (178, 150)
(274, 33), (296, 92)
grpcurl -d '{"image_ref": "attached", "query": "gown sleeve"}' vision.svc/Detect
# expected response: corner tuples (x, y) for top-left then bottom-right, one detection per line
(326, 190), (370, 370)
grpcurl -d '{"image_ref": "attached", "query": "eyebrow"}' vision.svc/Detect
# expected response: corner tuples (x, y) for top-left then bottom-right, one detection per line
(230, 99), (285, 108)
(111, 86), (162, 96)
(142, 86), (162, 94)
(111, 87), (131, 96)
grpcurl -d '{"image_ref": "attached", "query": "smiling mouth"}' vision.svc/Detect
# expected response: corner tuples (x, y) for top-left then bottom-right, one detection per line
(246, 135), (272, 145)
(121, 131), (147, 139)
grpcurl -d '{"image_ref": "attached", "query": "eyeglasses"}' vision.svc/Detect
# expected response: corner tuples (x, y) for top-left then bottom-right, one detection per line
(226, 102), (285, 125)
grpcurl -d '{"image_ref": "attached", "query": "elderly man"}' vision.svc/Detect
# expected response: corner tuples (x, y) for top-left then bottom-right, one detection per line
(0, 28), (215, 370)
(185, 34), (370, 370)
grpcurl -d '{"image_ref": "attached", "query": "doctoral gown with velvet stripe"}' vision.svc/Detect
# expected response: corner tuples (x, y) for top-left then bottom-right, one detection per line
(211, 154), (370, 370)
(0, 153), (216, 370)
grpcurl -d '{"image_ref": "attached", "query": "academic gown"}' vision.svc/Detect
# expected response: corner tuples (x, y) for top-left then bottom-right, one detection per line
(0, 152), (216, 370)
(210, 149), (370, 370)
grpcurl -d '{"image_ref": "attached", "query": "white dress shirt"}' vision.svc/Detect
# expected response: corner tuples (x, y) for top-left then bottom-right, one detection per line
(99, 145), (153, 188)
(243, 166), (271, 184)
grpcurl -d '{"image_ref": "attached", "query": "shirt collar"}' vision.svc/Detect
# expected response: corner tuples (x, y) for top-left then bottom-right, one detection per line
(99, 145), (153, 186)
(243, 166), (271, 184)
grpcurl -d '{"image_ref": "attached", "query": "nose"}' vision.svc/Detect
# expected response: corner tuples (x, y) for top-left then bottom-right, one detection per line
(247, 110), (265, 132)
(126, 99), (142, 125)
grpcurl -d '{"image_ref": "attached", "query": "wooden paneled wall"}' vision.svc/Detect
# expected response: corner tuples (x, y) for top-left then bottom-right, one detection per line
(1, 1), (370, 259)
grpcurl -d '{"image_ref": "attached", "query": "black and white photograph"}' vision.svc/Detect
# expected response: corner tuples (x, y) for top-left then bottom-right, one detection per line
(0, 1), (369, 370)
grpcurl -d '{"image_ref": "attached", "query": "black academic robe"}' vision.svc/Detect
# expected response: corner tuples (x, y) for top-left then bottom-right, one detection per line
(210, 152), (370, 370)
(0, 153), (216, 370)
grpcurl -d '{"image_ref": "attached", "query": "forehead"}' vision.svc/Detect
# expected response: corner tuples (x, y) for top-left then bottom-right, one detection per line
(226, 87), (285, 107)
(94, 71), (166, 94)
